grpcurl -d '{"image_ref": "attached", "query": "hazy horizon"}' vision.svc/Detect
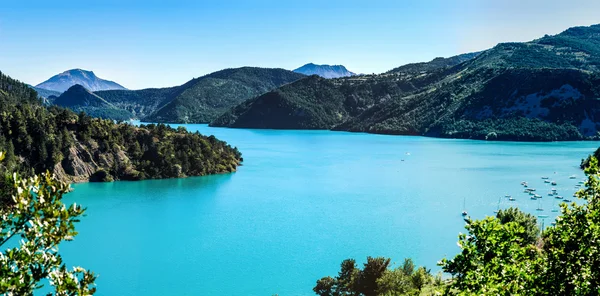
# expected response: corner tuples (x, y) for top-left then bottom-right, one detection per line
(2, 0), (600, 90)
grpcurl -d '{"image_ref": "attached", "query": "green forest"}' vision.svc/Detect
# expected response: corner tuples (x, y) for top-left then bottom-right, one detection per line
(213, 25), (600, 142)
(0, 71), (242, 183)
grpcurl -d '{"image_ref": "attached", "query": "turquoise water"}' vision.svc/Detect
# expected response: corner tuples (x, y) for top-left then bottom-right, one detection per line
(60, 125), (599, 295)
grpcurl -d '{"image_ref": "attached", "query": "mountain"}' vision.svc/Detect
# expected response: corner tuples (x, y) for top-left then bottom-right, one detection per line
(212, 24), (600, 141)
(50, 67), (305, 123)
(53, 84), (133, 120)
(145, 67), (306, 123)
(35, 69), (127, 93)
(0, 70), (241, 183)
(212, 75), (349, 129)
(293, 63), (356, 78)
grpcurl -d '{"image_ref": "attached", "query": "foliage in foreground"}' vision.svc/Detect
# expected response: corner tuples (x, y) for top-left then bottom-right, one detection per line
(313, 257), (443, 296)
(316, 153), (600, 295)
(440, 156), (600, 295)
(0, 152), (95, 295)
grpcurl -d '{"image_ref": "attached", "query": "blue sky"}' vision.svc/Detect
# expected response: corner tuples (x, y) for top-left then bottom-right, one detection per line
(1, 0), (599, 90)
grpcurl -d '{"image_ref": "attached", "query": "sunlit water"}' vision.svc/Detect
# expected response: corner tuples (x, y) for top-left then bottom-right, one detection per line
(59, 125), (599, 295)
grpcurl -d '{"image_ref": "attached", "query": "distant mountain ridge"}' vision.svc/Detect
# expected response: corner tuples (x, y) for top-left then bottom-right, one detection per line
(47, 67), (305, 123)
(36, 69), (127, 92)
(293, 63), (355, 78)
(212, 24), (600, 141)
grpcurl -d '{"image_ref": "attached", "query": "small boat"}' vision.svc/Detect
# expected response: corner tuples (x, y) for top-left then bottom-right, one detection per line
(534, 194), (542, 198)
(530, 196), (538, 200)
(578, 181), (585, 184)
(551, 181), (557, 185)
(548, 192), (554, 196)
(505, 195), (511, 198)
(555, 195), (563, 199)
(569, 175), (577, 179)
(551, 188), (557, 192)
(563, 199), (572, 203)
(551, 200), (558, 212)
(509, 197), (516, 201)
(494, 196), (501, 214)
(521, 181), (528, 185)
(542, 176), (549, 179)
(551, 222), (556, 226)
(544, 180), (551, 183)
(536, 199), (544, 211)
(462, 211), (468, 216)
(461, 197), (467, 216)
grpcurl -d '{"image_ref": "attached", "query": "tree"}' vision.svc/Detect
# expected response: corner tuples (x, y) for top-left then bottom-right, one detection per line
(0, 152), (96, 295)
(439, 214), (541, 295)
(315, 257), (440, 296)
(539, 156), (600, 294)
(495, 207), (540, 245)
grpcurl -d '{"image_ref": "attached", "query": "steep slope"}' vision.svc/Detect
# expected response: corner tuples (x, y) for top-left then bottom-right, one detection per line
(146, 67), (306, 123)
(211, 72), (433, 129)
(214, 24), (600, 141)
(36, 69), (127, 92)
(53, 85), (133, 120)
(0, 70), (242, 183)
(339, 24), (600, 140)
(293, 63), (356, 78)
(212, 75), (349, 129)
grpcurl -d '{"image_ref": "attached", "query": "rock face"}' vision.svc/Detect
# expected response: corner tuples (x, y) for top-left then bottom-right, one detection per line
(54, 144), (97, 183)
(36, 69), (126, 93)
(52, 141), (135, 183)
(293, 63), (356, 78)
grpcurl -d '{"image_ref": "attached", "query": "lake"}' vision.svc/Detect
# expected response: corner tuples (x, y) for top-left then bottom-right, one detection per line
(60, 125), (599, 295)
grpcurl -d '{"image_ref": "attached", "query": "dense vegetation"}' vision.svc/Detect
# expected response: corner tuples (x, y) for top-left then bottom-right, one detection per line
(215, 24), (600, 141)
(146, 67), (306, 123)
(439, 156), (600, 294)
(0, 152), (96, 294)
(314, 257), (443, 296)
(0, 70), (242, 183)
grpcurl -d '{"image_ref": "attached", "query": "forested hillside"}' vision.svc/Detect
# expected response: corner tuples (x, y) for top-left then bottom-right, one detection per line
(146, 67), (306, 123)
(0, 71), (242, 183)
(213, 24), (600, 141)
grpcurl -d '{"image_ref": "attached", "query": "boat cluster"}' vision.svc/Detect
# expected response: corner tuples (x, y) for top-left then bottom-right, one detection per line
(465, 174), (585, 218)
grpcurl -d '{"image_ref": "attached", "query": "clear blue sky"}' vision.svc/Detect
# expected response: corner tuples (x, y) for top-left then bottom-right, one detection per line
(1, 0), (599, 90)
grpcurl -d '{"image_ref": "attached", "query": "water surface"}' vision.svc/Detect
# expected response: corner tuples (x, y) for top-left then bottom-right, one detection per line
(61, 125), (599, 295)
